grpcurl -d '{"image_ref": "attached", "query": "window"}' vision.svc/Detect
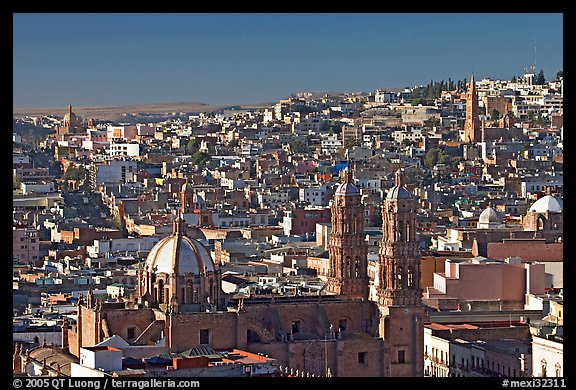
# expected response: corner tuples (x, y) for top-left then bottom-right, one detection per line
(358, 352), (367, 365)
(398, 350), (405, 364)
(127, 327), (136, 340)
(291, 320), (301, 334)
(338, 319), (347, 331)
(200, 329), (211, 345)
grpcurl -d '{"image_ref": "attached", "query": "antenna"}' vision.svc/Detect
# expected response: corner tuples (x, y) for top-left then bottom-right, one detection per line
(534, 38), (537, 72)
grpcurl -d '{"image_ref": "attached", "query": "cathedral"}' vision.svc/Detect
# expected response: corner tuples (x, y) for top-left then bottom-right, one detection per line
(61, 169), (425, 377)
(462, 74), (524, 143)
(56, 105), (86, 138)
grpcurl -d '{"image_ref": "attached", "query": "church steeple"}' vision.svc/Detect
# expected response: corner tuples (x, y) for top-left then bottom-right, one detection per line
(376, 172), (424, 377)
(463, 73), (481, 143)
(326, 167), (368, 299)
(377, 172), (421, 307)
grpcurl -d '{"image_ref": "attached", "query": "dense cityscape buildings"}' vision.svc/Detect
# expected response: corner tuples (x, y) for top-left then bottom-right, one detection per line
(13, 68), (563, 378)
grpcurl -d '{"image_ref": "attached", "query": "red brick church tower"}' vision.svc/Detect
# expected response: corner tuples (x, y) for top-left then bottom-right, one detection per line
(463, 73), (481, 143)
(377, 169), (424, 376)
(326, 166), (368, 299)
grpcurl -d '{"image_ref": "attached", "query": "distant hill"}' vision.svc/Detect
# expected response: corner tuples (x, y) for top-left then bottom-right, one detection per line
(13, 101), (274, 121)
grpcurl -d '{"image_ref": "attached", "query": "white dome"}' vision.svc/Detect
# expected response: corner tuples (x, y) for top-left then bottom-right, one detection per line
(479, 206), (500, 224)
(529, 195), (563, 213)
(145, 234), (215, 275)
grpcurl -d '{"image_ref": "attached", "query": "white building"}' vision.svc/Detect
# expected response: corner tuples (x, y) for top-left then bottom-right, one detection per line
(71, 346), (123, 377)
(299, 185), (329, 206)
(109, 143), (140, 158)
(532, 334), (563, 377)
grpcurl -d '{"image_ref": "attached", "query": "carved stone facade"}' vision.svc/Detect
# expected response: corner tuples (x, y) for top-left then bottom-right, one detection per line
(326, 170), (368, 299)
(376, 169), (425, 376)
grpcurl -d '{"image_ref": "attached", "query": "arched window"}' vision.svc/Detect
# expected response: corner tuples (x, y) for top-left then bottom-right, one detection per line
(158, 280), (164, 303)
(354, 257), (360, 278)
(396, 266), (403, 288)
(407, 266), (414, 287)
(186, 280), (193, 304)
(555, 363), (561, 377)
(406, 222), (410, 242)
(537, 216), (545, 231)
(541, 359), (547, 377)
(345, 257), (351, 278)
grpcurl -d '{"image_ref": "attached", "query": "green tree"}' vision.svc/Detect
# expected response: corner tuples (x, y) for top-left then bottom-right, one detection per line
(344, 137), (359, 149)
(437, 152), (452, 166)
(63, 166), (86, 182)
(186, 138), (199, 155)
(292, 140), (310, 154)
(13, 175), (21, 190)
(191, 151), (210, 167)
(411, 98), (425, 106)
(556, 71), (563, 80)
(402, 138), (417, 147)
(424, 117), (440, 130)
(534, 69), (546, 85)
(424, 148), (440, 168)
(371, 205), (382, 227)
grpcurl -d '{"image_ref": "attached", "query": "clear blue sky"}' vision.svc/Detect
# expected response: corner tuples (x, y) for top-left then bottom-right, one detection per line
(13, 13), (563, 108)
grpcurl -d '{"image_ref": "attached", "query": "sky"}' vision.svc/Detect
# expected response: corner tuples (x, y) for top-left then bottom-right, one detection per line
(13, 13), (563, 108)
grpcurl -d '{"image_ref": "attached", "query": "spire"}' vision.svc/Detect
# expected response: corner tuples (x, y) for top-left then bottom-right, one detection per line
(173, 209), (184, 236)
(345, 158), (353, 183)
(395, 169), (404, 187)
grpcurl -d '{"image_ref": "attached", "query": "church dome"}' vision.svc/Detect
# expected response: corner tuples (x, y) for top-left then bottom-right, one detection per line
(63, 111), (77, 122)
(529, 195), (563, 213)
(386, 186), (412, 200)
(335, 182), (360, 197)
(145, 229), (215, 275)
(386, 168), (412, 200)
(63, 105), (80, 127)
(479, 205), (500, 224)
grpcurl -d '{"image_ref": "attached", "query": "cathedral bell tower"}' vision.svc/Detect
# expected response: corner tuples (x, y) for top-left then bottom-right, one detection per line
(377, 169), (424, 377)
(326, 166), (368, 299)
(463, 73), (481, 143)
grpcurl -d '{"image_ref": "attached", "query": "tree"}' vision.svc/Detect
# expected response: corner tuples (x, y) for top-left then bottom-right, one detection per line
(437, 152), (452, 166)
(411, 98), (425, 106)
(402, 138), (417, 147)
(511, 76), (517, 83)
(63, 166), (86, 182)
(186, 138), (199, 155)
(344, 137), (359, 149)
(424, 117), (440, 130)
(191, 151), (210, 167)
(424, 148), (440, 168)
(534, 69), (546, 85)
(370, 205), (382, 227)
(292, 140), (310, 154)
(13, 175), (21, 190)
(556, 71), (563, 80)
